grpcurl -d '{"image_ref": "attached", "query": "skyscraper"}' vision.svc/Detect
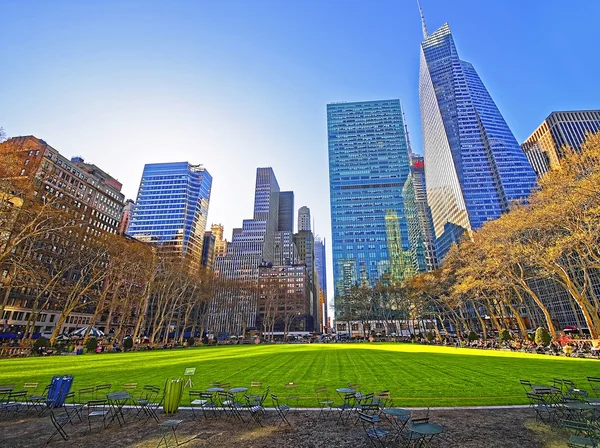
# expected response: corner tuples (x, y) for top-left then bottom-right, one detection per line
(327, 100), (412, 299)
(418, 12), (537, 258)
(210, 167), (294, 334)
(314, 236), (328, 329)
(278, 191), (294, 233)
(522, 110), (600, 177)
(402, 156), (438, 273)
(210, 223), (228, 258)
(127, 162), (212, 268)
(298, 206), (311, 231)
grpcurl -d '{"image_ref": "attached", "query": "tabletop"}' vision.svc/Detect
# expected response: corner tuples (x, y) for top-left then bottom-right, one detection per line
(384, 408), (411, 417)
(229, 387), (249, 393)
(410, 423), (443, 436)
(106, 391), (132, 400)
(206, 387), (224, 393)
(531, 385), (560, 393)
(564, 402), (594, 410)
(336, 388), (355, 394)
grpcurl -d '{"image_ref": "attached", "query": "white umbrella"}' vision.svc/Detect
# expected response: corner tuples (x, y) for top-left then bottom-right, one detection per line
(70, 326), (105, 338)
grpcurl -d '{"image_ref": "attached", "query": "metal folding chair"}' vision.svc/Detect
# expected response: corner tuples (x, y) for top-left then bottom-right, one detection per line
(336, 392), (356, 425)
(94, 384), (112, 399)
(359, 411), (390, 448)
(284, 382), (299, 409)
(271, 393), (291, 426)
(189, 390), (208, 418)
(48, 410), (73, 444)
(315, 386), (334, 418)
(86, 399), (110, 431)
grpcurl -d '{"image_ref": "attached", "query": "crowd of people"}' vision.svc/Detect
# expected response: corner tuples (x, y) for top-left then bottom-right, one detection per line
(406, 333), (600, 358)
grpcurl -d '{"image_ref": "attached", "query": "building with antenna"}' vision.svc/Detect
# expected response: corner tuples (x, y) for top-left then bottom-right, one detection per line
(417, 5), (536, 258)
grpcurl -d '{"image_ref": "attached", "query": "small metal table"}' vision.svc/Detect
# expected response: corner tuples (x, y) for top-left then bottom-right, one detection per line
(206, 387), (224, 393)
(229, 387), (248, 394)
(157, 419), (183, 447)
(228, 387), (249, 406)
(106, 391), (132, 427)
(336, 388), (355, 394)
(384, 408), (411, 434)
(563, 401), (595, 421)
(409, 422), (443, 447)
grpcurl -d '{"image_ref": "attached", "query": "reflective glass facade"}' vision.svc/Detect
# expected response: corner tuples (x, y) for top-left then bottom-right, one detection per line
(419, 24), (537, 257)
(127, 162), (212, 267)
(327, 100), (412, 299)
(402, 157), (438, 273)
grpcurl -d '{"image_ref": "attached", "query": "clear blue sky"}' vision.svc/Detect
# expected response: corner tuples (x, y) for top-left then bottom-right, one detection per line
(1, 0), (599, 310)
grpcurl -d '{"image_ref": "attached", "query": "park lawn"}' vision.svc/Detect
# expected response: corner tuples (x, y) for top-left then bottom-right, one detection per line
(1, 343), (598, 407)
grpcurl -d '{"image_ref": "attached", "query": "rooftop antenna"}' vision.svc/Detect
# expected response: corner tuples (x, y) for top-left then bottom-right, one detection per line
(401, 102), (414, 158)
(417, 0), (428, 39)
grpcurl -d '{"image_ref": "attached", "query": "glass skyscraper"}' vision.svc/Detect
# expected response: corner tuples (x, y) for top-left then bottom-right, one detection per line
(314, 236), (328, 326)
(419, 20), (537, 258)
(403, 156), (438, 273)
(127, 162), (212, 268)
(327, 100), (412, 299)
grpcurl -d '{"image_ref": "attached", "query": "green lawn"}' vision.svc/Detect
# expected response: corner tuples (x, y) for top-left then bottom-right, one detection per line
(1, 343), (598, 407)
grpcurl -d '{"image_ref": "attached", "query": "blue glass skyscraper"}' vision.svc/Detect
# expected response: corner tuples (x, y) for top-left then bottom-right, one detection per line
(127, 162), (212, 268)
(327, 100), (412, 299)
(418, 14), (537, 257)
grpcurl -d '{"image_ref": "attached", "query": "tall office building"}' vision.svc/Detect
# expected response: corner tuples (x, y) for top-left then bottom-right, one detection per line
(278, 191), (294, 233)
(127, 162), (212, 268)
(211, 168), (294, 335)
(314, 236), (328, 329)
(210, 223), (228, 258)
(522, 110), (600, 177)
(201, 231), (216, 269)
(402, 156), (438, 273)
(418, 12), (537, 258)
(0, 136), (129, 335)
(298, 206), (311, 231)
(327, 100), (412, 299)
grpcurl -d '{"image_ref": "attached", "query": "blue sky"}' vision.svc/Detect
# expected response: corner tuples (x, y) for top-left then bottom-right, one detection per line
(1, 0), (599, 308)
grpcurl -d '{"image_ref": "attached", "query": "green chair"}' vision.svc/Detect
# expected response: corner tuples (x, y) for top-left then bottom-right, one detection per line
(562, 420), (599, 448)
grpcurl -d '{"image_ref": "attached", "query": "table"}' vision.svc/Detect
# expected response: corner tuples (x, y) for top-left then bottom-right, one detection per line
(563, 401), (595, 421)
(383, 408), (411, 433)
(0, 386), (15, 402)
(158, 419), (183, 447)
(206, 387), (224, 393)
(106, 391), (132, 426)
(336, 388), (355, 394)
(410, 422), (443, 447)
(229, 387), (249, 407)
(229, 387), (248, 394)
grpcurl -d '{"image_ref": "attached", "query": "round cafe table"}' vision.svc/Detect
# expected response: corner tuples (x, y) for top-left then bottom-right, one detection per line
(383, 408), (411, 432)
(336, 388), (355, 394)
(229, 387), (248, 394)
(410, 422), (443, 447)
(384, 408), (411, 418)
(206, 387), (224, 393)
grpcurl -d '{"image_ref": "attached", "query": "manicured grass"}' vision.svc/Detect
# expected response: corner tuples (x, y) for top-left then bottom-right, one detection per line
(1, 343), (598, 407)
